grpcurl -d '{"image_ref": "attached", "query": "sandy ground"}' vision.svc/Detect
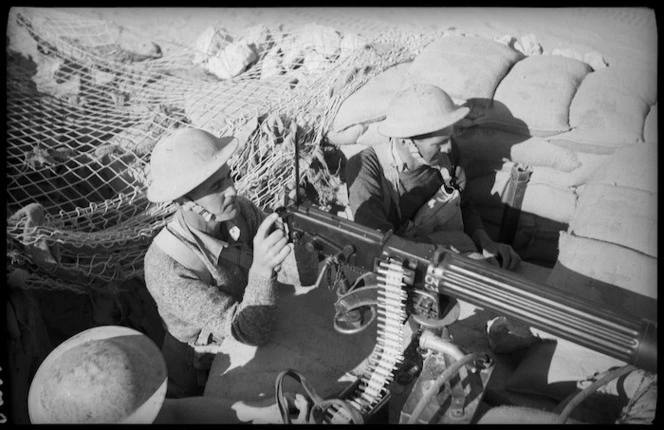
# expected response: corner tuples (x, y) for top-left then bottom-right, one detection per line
(56, 7), (657, 72)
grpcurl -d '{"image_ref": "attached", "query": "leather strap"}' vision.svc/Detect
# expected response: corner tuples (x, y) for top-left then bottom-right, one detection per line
(154, 227), (213, 285)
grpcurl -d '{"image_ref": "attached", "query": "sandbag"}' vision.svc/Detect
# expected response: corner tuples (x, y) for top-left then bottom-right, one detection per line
(355, 121), (385, 147)
(456, 126), (580, 172)
(583, 64), (656, 106)
(586, 142), (657, 193)
(465, 157), (599, 189)
(550, 232), (657, 302)
(409, 35), (524, 109)
(468, 172), (578, 223)
(503, 152), (611, 188)
(328, 61), (413, 143)
(326, 122), (368, 146)
(551, 67), (651, 148)
(569, 151), (613, 185)
(506, 337), (648, 414)
(462, 156), (607, 188)
(570, 183), (657, 258)
(479, 55), (592, 136)
(643, 103), (657, 144)
(528, 163), (600, 189)
(547, 137), (620, 155)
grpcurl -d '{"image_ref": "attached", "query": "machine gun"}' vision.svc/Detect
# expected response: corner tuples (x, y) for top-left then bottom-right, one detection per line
(274, 202), (657, 424)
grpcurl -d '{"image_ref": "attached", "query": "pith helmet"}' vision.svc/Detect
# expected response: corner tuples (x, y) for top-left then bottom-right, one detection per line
(378, 84), (470, 138)
(28, 326), (167, 424)
(147, 127), (239, 203)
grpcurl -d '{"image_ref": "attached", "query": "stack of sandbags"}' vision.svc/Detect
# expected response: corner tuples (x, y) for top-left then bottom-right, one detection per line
(475, 54), (593, 136)
(498, 144), (657, 419)
(325, 32), (656, 270)
(549, 65), (657, 154)
(546, 142), (657, 320)
(460, 135), (612, 266)
(456, 50), (655, 267)
(457, 53), (592, 264)
(408, 34), (525, 110)
(326, 33), (526, 159)
(326, 61), (413, 149)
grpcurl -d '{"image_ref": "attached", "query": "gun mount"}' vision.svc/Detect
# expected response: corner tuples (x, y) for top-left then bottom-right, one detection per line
(275, 202), (657, 423)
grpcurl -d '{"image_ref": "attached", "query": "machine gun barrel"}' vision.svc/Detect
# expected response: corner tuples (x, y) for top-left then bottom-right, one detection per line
(424, 246), (656, 373)
(282, 205), (657, 373)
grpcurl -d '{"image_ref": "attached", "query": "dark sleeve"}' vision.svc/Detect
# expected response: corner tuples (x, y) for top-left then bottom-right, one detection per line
(345, 147), (395, 233)
(452, 138), (486, 237)
(460, 179), (487, 238)
(219, 197), (279, 346)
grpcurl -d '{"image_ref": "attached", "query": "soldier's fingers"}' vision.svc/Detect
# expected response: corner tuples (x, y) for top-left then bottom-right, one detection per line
(262, 228), (286, 249)
(255, 213), (279, 240)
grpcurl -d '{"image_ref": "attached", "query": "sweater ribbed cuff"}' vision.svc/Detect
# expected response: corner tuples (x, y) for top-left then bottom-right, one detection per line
(244, 269), (278, 306)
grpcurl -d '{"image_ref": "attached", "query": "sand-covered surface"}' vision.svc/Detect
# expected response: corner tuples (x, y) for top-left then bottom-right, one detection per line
(59, 7), (656, 72)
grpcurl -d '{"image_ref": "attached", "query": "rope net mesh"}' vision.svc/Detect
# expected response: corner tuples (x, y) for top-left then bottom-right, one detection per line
(6, 7), (436, 293)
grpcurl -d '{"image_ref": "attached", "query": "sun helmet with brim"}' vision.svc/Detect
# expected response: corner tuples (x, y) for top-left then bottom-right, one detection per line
(147, 127), (239, 203)
(28, 325), (167, 424)
(378, 83), (470, 138)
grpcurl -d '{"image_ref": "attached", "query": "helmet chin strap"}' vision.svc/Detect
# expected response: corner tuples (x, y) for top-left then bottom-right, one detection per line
(179, 197), (241, 241)
(181, 198), (216, 222)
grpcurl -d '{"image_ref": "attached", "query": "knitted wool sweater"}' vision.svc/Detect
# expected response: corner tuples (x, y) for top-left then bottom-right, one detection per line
(144, 196), (311, 348)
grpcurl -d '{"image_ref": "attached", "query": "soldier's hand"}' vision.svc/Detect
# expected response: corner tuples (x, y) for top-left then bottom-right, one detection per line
(251, 213), (292, 278)
(482, 241), (521, 271)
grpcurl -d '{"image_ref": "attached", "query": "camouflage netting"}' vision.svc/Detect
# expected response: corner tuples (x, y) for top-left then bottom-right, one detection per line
(6, 7), (436, 294)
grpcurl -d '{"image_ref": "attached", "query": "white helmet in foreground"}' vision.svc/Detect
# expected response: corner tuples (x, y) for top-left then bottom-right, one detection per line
(28, 325), (167, 424)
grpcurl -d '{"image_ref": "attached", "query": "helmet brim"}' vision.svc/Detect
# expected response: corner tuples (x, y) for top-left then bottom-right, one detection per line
(28, 326), (167, 424)
(377, 106), (470, 138)
(147, 135), (239, 203)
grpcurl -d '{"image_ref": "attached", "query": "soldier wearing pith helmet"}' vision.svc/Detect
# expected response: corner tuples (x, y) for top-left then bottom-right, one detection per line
(144, 126), (316, 398)
(346, 83), (520, 270)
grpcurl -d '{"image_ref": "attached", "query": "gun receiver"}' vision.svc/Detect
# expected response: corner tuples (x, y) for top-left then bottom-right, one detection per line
(278, 203), (657, 374)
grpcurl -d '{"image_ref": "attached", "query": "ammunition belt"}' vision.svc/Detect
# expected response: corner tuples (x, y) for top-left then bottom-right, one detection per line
(324, 259), (408, 423)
